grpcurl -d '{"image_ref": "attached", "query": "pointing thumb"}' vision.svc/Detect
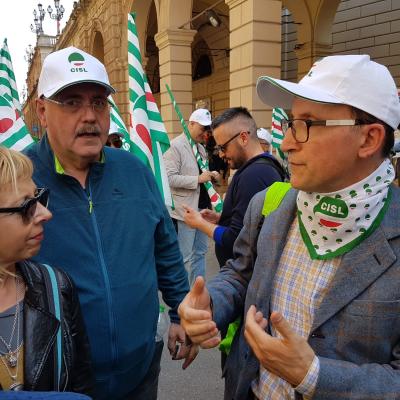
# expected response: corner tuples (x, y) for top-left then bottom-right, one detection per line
(191, 276), (206, 297)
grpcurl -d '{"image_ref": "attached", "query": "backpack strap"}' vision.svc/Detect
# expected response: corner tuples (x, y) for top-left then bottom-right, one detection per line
(253, 155), (288, 181)
(262, 182), (292, 217)
(219, 182), (291, 355)
(42, 264), (63, 391)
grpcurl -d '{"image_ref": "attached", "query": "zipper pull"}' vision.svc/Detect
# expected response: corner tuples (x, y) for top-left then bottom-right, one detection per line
(88, 197), (93, 214)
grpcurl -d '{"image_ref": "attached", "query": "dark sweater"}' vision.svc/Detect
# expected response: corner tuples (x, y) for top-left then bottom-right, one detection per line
(213, 152), (284, 266)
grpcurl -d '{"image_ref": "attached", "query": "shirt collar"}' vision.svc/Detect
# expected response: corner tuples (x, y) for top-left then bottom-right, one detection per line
(53, 151), (105, 174)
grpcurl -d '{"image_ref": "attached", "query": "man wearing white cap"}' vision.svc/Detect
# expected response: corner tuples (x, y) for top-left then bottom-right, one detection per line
(25, 47), (195, 400)
(165, 108), (218, 286)
(256, 127), (272, 153)
(178, 54), (400, 399)
(106, 120), (124, 148)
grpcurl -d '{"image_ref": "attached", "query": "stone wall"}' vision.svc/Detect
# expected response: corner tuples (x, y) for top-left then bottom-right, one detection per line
(332, 0), (400, 86)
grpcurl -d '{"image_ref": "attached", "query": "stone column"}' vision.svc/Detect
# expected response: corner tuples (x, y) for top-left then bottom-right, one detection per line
(226, 0), (282, 127)
(155, 28), (197, 138)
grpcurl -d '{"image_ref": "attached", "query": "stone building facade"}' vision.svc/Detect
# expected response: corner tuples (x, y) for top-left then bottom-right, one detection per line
(23, 0), (400, 139)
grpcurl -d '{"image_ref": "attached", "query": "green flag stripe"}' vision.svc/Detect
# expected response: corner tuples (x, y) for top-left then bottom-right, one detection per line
(150, 129), (170, 145)
(127, 41), (142, 66)
(147, 110), (163, 123)
(0, 125), (30, 148)
(0, 77), (18, 100)
(0, 49), (11, 62)
(0, 64), (16, 82)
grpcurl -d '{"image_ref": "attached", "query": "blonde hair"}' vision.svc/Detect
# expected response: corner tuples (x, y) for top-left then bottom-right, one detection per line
(0, 146), (33, 194)
(0, 147), (33, 282)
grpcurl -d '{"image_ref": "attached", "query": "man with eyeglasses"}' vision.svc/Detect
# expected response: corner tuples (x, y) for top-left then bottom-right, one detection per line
(24, 47), (194, 400)
(178, 55), (400, 400)
(164, 108), (219, 287)
(183, 107), (285, 268)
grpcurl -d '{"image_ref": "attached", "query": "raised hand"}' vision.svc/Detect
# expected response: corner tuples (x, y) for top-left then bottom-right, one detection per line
(244, 306), (315, 387)
(178, 277), (221, 349)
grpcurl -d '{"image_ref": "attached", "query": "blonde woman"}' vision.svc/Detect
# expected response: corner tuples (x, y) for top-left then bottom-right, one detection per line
(0, 147), (93, 394)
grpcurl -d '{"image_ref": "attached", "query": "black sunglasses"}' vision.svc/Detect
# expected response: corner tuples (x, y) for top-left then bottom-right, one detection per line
(0, 188), (49, 223)
(106, 136), (123, 148)
(215, 130), (249, 153)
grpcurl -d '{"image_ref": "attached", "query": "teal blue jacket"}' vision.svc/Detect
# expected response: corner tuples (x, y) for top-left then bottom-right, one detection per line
(25, 135), (189, 399)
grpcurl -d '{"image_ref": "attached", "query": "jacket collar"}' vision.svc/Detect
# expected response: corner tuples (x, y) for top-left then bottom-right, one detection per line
(18, 261), (60, 390)
(312, 186), (400, 330)
(36, 133), (106, 177)
(256, 186), (400, 331)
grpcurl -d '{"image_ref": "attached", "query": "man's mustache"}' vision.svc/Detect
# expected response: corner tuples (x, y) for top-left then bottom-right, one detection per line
(76, 126), (102, 136)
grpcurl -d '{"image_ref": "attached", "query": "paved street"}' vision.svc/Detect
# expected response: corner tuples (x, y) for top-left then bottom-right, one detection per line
(158, 239), (224, 400)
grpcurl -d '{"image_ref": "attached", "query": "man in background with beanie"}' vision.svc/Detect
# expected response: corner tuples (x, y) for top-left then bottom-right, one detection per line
(164, 108), (219, 286)
(178, 54), (400, 399)
(25, 46), (196, 400)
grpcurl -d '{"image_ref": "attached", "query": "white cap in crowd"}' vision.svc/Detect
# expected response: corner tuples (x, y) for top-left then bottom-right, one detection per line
(257, 128), (272, 144)
(108, 121), (124, 138)
(257, 54), (400, 130)
(189, 108), (212, 127)
(38, 46), (115, 98)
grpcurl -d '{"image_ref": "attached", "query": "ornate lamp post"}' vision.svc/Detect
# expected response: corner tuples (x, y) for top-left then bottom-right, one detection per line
(30, 3), (46, 35)
(24, 45), (35, 64)
(47, 0), (65, 36)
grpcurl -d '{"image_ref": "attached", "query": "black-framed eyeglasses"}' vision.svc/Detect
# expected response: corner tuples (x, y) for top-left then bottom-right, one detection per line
(281, 118), (374, 143)
(43, 96), (110, 114)
(215, 130), (249, 153)
(0, 188), (49, 223)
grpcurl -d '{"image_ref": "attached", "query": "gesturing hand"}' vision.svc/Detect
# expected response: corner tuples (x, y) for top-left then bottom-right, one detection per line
(168, 323), (199, 370)
(244, 306), (315, 387)
(178, 277), (221, 349)
(183, 205), (203, 229)
(200, 209), (220, 224)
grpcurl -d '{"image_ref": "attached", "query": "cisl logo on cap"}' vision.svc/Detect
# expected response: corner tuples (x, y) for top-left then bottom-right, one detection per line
(68, 52), (88, 73)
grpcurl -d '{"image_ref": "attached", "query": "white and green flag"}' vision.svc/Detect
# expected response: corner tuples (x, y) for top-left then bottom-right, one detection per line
(108, 96), (130, 141)
(0, 39), (33, 150)
(271, 107), (288, 160)
(126, 13), (173, 207)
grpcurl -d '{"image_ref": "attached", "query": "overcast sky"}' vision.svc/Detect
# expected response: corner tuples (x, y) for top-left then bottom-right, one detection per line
(0, 0), (75, 99)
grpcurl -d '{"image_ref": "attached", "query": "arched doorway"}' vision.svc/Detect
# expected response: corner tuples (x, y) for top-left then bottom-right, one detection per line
(92, 31), (105, 64)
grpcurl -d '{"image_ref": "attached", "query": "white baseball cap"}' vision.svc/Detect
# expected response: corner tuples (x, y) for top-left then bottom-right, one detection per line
(257, 55), (400, 130)
(38, 46), (115, 98)
(108, 121), (124, 138)
(189, 108), (212, 127)
(257, 128), (272, 144)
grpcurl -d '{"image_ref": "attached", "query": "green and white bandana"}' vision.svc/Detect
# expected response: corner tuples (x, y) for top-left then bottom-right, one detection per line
(297, 159), (394, 260)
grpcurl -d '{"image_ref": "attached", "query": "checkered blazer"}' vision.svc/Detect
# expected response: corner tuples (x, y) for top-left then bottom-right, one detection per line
(208, 185), (400, 400)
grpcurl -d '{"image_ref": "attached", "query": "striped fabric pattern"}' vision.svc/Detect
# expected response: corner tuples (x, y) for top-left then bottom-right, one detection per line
(0, 39), (33, 150)
(165, 84), (223, 213)
(127, 13), (173, 207)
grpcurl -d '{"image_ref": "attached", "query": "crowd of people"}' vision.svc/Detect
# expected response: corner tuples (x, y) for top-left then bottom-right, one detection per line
(1, 44), (400, 400)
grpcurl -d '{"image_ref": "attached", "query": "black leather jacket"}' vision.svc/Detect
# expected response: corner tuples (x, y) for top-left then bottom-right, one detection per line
(6, 260), (94, 395)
